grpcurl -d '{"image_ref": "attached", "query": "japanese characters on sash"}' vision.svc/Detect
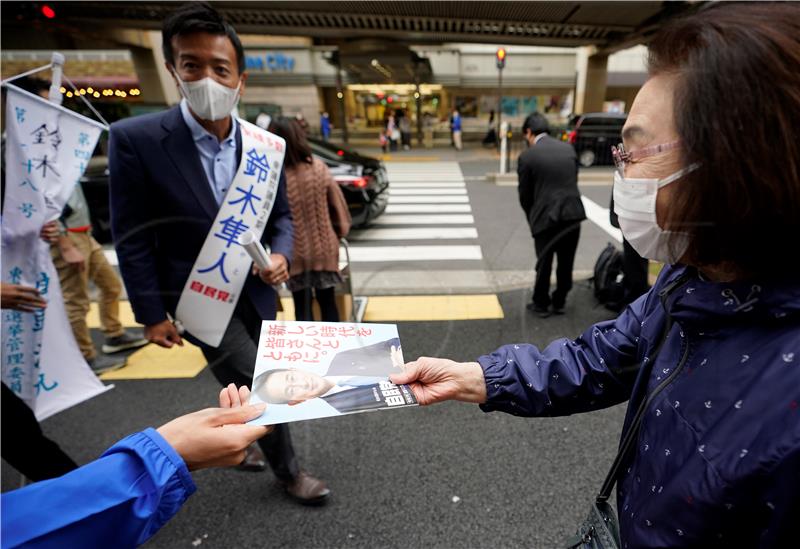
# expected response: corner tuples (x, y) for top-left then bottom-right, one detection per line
(175, 121), (286, 347)
(1, 84), (112, 420)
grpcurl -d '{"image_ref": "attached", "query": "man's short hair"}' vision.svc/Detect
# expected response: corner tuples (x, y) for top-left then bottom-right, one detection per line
(251, 369), (291, 405)
(522, 112), (549, 136)
(162, 2), (245, 74)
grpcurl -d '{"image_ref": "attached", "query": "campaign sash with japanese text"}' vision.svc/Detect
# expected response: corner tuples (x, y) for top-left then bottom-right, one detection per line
(175, 120), (286, 347)
(1, 85), (111, 419)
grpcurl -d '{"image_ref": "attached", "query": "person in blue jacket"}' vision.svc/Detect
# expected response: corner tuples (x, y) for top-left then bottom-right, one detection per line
(392, 4), (800, 547)
(1, 384), (269, 549)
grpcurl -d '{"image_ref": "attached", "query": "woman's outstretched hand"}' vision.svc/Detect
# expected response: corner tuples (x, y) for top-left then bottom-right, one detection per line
(389, 357), (487, 406)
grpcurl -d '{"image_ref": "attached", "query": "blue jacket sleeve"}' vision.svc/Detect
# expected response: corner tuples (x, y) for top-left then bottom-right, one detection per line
(478, 294), (648, 417)
(108, 125), (168, 326)
(1, 428), (196, 549)
(262, 168), (293, 267)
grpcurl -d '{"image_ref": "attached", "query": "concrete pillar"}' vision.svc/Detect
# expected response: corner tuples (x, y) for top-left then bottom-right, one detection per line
(583, 53), (609, 113)
(107, 29), (179, 105)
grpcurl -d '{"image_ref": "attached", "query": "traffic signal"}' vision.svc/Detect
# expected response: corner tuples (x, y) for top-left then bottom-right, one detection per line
(496, 48), (507, 70)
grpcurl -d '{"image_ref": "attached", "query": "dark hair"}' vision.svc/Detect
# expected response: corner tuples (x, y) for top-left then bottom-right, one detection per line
(648, 2), (800, 278)
(251, 369), (290, 405)
(268, 116), (313, 169)
(162, 2), (245, 74)
(522, 112), (549, 136)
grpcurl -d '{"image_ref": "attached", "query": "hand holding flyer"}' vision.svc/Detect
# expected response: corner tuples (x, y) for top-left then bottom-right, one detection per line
(248, 321), (417, 425)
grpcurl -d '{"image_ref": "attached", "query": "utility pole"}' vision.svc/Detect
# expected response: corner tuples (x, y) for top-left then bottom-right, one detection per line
(495, 48), (507, 146)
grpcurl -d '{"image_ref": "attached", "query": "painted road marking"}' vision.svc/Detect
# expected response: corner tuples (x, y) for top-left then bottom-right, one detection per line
(580, 195), (622, 243)
(349, 227), (479, 241)
(372, 214), (475, 225)
(389, 188), (468, 195)
(387, 195), (470, 204)
(348, 245), (483, 262)
(386, 204), (472, 213)
(363, 294), (503, 321)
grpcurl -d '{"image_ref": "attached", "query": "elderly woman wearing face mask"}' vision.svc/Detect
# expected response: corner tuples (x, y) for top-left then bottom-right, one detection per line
(391, 3), (800, 547)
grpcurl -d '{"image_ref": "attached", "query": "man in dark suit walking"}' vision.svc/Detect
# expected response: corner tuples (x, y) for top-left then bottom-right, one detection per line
(517, 112), (586, 317)
(108, 3), (328, 504)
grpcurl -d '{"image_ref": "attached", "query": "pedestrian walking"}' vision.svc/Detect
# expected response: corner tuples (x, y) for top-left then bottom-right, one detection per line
(268, 117), (351, 322)
(399, 110), (412, 150)
(517, 111), (585, 316)
(451, 108), (463, 150)
(482, 109), (497, 147)
(50, 184), (148, 373)
(393, 4), (800, 547)
(108, 2), (329, 505)
(319, 111), (331, 141)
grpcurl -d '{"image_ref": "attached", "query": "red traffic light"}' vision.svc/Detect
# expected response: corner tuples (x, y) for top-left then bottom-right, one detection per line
(41, 4), (56, 18)
(496, 48), (507, 69)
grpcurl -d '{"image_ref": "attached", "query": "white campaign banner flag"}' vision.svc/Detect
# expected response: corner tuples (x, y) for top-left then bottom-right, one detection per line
(1, 85), (111, 420)
(175, 121), (286, 347)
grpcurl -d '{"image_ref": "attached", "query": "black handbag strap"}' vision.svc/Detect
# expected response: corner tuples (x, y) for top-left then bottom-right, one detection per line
(596, 272), (690, 502)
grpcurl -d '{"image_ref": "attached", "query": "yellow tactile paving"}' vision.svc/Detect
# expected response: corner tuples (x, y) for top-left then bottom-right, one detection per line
(90, 294), (502, 379)
(100, 342), (207, 380)
(362, 294), (504, 321)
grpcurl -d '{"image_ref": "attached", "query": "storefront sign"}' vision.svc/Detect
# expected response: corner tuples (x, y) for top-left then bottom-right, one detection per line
(246, 53), (296, 73)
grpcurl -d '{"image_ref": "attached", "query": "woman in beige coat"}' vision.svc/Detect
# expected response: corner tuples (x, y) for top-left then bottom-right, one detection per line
(268, 117), (351, 321)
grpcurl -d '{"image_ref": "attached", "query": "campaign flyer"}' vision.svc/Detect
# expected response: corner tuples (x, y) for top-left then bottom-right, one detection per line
(247, 321), (417, 425)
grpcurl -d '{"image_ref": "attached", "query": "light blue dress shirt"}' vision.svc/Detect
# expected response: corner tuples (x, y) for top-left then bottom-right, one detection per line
(179, 99), (238, 205)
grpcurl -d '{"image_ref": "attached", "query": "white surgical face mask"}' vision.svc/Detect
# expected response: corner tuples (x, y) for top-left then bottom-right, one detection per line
(174, 72), (240, 121)
(613, 163), (700, 263)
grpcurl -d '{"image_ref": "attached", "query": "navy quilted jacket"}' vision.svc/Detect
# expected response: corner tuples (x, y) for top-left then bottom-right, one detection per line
(478, 265), (800, 547)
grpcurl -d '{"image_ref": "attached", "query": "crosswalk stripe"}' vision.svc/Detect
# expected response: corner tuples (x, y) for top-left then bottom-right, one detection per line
(372, 214), (475, 225)
(387, 195), (470, 204)
(389, 188), (467, 195)
(389, 176), (465, 182)
(347, 245), (483, 262)
(386, 204), (472, 213)
(349, 227), (478, 241)
(580, 195), (622, 243)
(389, 182), (466, 188)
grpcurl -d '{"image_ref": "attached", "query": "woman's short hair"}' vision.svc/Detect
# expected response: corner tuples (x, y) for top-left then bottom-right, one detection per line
(648, 2), (800, 279)
(268, 116), (313, 169)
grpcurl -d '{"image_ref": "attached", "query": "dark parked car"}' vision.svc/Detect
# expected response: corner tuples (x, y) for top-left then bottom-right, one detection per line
(83, 140), (389, 244)
(560, 112), (626, 167)
(307, 137), (389, 228)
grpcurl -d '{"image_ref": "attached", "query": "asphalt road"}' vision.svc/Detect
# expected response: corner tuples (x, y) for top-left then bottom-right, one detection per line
(3, 284), (626, 549)
(2, 155), (630, 548)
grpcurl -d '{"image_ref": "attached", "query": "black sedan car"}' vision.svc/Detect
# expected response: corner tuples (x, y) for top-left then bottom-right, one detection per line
(83, 140), (389, 244)
(560, 112), (627, 167)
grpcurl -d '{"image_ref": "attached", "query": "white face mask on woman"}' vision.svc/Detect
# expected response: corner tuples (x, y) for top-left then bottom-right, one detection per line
(174, 73), (241, 122)
(613, 163), (699, 264)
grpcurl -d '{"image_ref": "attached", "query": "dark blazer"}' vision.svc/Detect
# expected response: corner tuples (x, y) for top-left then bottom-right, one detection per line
(325, 338), (402, 377)
(517, 135), (586, 237)
(108, 106), (293, 328)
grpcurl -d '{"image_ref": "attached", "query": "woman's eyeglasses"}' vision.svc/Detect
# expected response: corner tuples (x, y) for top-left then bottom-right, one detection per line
(611, 140), (681, 173)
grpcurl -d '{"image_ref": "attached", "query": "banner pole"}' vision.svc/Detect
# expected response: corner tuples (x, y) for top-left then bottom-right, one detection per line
(48, 52), (65, 106)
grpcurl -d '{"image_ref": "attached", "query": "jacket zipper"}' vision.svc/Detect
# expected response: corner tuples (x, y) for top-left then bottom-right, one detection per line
(598, 275), (692, 500)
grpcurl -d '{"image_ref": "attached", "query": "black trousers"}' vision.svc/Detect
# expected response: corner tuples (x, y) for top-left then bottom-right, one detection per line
(532, 223), (581, 309)
(292, 287), (339, 322)
(1, 382), (78, 482)
(199, 299), (299, 482)
(622, 237), (650, 305)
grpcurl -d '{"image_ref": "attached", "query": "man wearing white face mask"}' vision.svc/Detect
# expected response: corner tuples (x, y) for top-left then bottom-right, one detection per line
(108, 2), (329, 505)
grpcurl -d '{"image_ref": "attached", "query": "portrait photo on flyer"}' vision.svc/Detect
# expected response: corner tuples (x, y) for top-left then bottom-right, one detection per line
(248, 321), (417, 425)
